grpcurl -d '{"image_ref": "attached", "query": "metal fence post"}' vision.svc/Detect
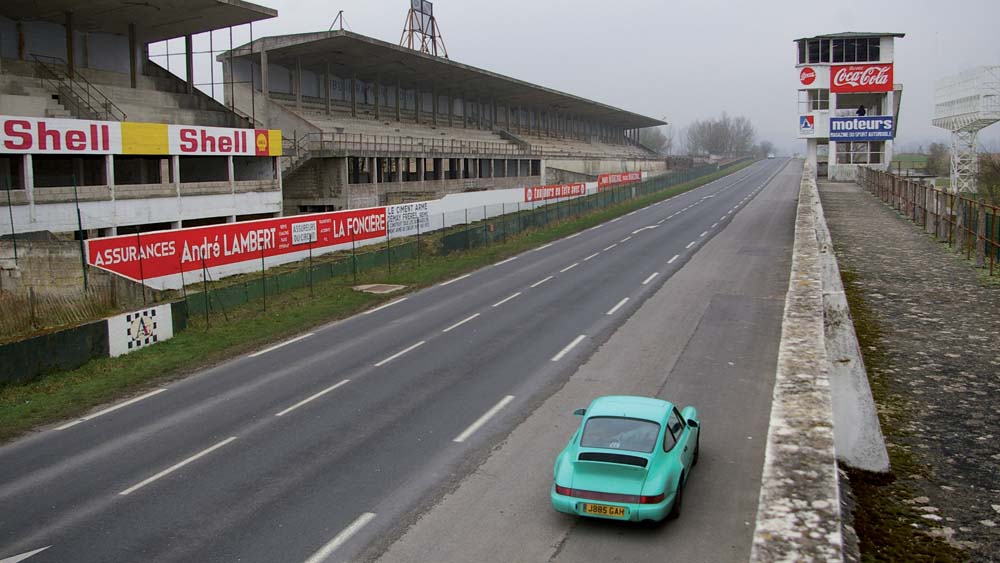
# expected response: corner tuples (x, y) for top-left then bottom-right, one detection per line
(4, 180), (16, 264)
(976, 201), (987, 268)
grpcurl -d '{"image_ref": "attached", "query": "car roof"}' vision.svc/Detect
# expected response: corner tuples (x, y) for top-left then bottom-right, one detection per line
(586, 395), (673, 422)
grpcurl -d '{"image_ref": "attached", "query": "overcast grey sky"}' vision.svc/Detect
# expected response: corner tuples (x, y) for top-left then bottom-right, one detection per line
(171, 0), (1000, 154)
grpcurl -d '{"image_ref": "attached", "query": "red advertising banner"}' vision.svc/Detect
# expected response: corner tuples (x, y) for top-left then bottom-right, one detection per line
(597, 171), (642, 190)
(831, 63), (893, 93)
(87, 208), (387, 282)
(524, 182), (586, 202)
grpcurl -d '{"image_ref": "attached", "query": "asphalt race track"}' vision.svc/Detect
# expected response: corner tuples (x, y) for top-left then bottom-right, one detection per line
(0, 158), (798, 563)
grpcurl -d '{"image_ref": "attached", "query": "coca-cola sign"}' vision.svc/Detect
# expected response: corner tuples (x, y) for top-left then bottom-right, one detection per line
(800, 67), (816, 86)
(831, 64), (893, 93)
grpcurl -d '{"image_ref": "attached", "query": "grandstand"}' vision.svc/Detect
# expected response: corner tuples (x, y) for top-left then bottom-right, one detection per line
(220, 30), (667, 213)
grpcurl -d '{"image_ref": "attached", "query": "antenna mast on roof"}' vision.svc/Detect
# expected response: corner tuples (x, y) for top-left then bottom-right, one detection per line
(329, 10), (348, 31)
(400, 0), (448, 59)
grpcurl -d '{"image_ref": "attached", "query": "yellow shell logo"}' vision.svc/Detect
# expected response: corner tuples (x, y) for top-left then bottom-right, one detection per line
(256, 132), (268, 152)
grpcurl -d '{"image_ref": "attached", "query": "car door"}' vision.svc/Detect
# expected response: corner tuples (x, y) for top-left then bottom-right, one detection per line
(666, 408), (693, 469)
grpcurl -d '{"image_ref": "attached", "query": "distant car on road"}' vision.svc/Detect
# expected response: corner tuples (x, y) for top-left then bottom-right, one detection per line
(551, 395), (700, 522)
(767, 153), (776, 159)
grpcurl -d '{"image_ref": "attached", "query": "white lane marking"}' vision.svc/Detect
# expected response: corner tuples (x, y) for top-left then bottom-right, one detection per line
(720, 216), (727, 221)
(364, 298), (407, 315)
(439, 273), (472, 287)
(606, 298), (629, 316)
(249, 333), (315, 359)
(588, 224), (604, 231)
(565, 232), (581, 240)
(610, 217), (622, 223)
(584, 252), (600, 261)
(642, 272), (659, 285)
(535, 243), (554, 251)
(632, 226), (658, 234)
(603, 244), (618, 251)
(443, 313), (481, 333)
(669, 213), (677, 218)
(275, 380), (350, 417)
(702, 194), (716, 199)
(656, 219), (666, 225)
(495, 256), (518, 266)
(57, 388), (168, 430)
(492, 292), (522, 307)
(620, 236), (632, 243)
(668, 254), (680, 264)
(531, 276), (554, 288)
(0, 546), (52, 563)
(119, 437), (237, 496)
(711, 222), (718, 229)
(626, 211), (638, 216)
(453, 395), (515, 443)
(303, 512), (377, 563)
(560, 263), (579, 273)
(686, 241), (696, 249)
(551, 334), (587, 362)
(699, 231), (708, 238)
(374, 341), (426, 367)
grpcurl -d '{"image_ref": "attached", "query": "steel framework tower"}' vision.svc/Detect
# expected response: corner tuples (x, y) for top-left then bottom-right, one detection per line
(400, 0), (448, 58)
(932, 66), (1000, 193)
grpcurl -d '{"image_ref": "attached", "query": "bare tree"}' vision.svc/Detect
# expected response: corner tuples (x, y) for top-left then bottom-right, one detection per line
(927, 142), (949, 176)
(685, 112), (756, 157)
(977, 151), (1000, 205)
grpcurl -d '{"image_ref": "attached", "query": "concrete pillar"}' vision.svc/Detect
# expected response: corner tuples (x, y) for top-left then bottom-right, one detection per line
(395, 82), (401, 122)
(448, 94), (454, 127)
(65, 11), (74, 78)
(463, 95), (468, 129)
(432, 87), (438, 126)
(128, 23), (137, 89)
(417, 158), (426, 182)
(185, 35), (194, 95)
(415, 87), (421, 124)
(171, 156), (180, 197)
(295, 57), (303, 111)
(492, 98), (497, 129)
(375, 78), (381, 120)
(323, 61), (331, 116)
(106, 155), (115, 200)
(227, 156), (235, 193)
(261, 49), (270, 98)
(351, 73), (357, 117)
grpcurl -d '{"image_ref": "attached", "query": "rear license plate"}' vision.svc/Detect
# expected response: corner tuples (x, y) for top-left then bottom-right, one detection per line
(583, 503), (626, 518)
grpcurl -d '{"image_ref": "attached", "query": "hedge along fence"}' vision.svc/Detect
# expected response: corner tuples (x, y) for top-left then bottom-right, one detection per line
(183, 159), (747, 321)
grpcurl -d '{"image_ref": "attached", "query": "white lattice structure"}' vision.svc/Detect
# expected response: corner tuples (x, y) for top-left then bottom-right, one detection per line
(932, 66), (1000, 193)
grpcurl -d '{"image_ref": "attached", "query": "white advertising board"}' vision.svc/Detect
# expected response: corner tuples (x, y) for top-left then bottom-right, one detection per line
(107, 304), (174, 357)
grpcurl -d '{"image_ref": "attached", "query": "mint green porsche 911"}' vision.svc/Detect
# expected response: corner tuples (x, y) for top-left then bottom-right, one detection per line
(551, 395), (700, 522)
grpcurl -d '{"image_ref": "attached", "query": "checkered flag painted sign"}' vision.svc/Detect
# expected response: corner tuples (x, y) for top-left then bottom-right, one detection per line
(108, 304), (174, 357)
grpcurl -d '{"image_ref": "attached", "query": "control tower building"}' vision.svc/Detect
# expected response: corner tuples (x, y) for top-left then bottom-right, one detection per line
(794, 32), (904, 180)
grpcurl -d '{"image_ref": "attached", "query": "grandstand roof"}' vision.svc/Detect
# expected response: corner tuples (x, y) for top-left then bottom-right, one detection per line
(0, 0), (277, 43)
(225, 30), (666, 130)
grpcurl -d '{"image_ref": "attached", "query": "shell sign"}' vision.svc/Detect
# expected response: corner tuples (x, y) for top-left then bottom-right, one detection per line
(0, 115), (282, 156)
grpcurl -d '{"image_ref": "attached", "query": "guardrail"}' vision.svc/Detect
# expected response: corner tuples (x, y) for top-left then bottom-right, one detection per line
(856, 167), (1000, 275)
(30, 54), (127, 121)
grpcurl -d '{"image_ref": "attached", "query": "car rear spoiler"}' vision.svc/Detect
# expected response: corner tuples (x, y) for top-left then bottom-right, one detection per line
(577, 452), (649, 468)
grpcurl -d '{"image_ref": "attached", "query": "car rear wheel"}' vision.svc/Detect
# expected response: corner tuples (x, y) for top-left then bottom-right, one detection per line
(668, 476), (684, 520)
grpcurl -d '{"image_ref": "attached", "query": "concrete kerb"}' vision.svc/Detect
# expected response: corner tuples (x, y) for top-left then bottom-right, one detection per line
(750, 163), (843, 562)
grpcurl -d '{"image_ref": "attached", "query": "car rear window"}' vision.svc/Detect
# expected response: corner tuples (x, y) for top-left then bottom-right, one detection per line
(580, 417), (661, 453)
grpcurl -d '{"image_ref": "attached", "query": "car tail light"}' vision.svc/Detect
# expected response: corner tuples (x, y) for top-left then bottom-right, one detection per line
(554, 485), (665, 504)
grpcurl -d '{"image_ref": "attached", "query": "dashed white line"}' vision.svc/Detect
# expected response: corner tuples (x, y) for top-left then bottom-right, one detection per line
(364, 298), (408, 315)
(249, 333), (315, 359)
(711, 223), (718, 228)
(0, 546), (51, 563)
(275, 380), (350, 417)
(588, 224), (604, 231)
(374, 341), (426, 367)
(303, 512), (377, 563)
(531, 276), (554, 288)
(565, 232), (581, 240)
(626, 211), (638, 217)
(657, 219), (666, 225)
(603, 244), (618, 251)
(535, 243), (554, 251)
(606, 298), (629, 316)
(642, 272), (659, 285)
(584, 252), (600, 261)
(720, 216), (727, 221)
(620, 236), (632, 243)
(454, 395), (515, 443)
(668, 254), (679, 264)
(552, 335), (587, 362)
(699, 231), (708, 238)
(439, 273), (472, 287)
(57, 388), (169, 430)
(610, 217), (622, 223)
(492, 292), (522, 307)
(443, 313), (481, 333)
(686, 241), (696, 249)
(560, 263), (579, 273)
(119, 437), (238, 496)
(495, 256), (518, 266)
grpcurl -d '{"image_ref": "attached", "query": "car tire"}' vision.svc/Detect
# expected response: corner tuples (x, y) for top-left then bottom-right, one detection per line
(668, 476), (684, 520)
(692, 431), (700, 467)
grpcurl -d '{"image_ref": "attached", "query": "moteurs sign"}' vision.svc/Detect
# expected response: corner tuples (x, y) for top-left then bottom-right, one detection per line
(829, 116), (895, 141)
(831, 64), (893, 93)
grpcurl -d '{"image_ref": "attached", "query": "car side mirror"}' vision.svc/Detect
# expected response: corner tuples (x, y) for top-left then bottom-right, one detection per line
(573, 408), (586, 416)
(687, 419), (699, 428)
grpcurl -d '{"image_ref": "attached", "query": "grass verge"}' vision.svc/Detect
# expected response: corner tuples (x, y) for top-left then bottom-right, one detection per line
(0, 162), (754, 444)
(840, 269), (965, 563)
